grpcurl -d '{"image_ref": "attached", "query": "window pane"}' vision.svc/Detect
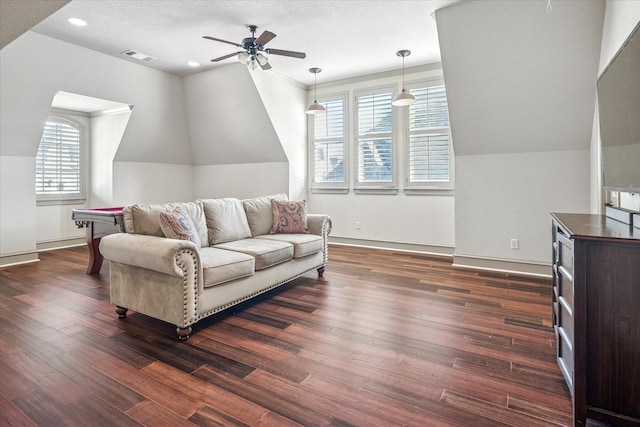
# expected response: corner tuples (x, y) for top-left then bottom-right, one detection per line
(408, 84), (451, 184)
(35, 120), (81, 195)
(409, 134), (450, 182)
(357, 92), (393, 136)
(410, 85), (449, 130)
(314, 99), (344, 139)
(356, 90), (394, 185)
(314, 141), (344, 182)
(313, 97), (346, 185)
(358, 138), (393, 182)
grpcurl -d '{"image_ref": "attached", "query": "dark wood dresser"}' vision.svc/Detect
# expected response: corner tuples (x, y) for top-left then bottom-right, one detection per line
(551, 213), (640, 427)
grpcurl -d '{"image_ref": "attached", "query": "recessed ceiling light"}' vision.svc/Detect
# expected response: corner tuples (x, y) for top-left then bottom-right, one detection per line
(68, 18), (87, 27)
(187, 61), (200, 67)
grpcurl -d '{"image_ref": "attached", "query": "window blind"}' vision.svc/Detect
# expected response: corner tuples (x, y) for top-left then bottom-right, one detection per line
(357, 91), (393, 183)
(408, 85), (450, 183)
(313, 98), (345, 184)
(35, 120), (82, 195)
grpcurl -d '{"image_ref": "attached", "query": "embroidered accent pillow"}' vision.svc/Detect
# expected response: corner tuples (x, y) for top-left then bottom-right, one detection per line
(159, 207), (202, 247)
(270, 200), (309, 234)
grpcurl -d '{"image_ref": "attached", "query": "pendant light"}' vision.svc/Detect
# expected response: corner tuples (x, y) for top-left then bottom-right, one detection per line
(392, 50), (416, 106)
(306, 67), (326, 115)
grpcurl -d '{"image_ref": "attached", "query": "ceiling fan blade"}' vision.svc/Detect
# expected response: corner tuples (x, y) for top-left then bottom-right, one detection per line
(259, 61), (272, 70)
(265, 48), (306, 59)
(203, 36), (243, 48)
(255, 30), (276, 46)
(210, 51), (244, 62)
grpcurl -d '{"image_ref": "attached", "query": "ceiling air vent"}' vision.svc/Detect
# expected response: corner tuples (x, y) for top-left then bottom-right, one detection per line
(121, 49), (156, 62)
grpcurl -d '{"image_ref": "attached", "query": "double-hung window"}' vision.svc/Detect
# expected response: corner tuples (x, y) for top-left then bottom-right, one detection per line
(355, 88), (396, 191)
(35, 117), (85, 203)
(310, 94), (347, 192)
(406, 81), (452, 191)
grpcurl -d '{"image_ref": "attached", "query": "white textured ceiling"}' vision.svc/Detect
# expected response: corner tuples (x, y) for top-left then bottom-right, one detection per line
(29, 0), (461, 86)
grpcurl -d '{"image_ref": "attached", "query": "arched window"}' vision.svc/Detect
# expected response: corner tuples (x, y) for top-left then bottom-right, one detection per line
(35, 117), (85, 203)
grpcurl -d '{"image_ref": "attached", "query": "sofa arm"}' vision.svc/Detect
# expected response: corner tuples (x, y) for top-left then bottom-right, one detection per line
(308, 214), (332, 237)
(99, 233), (201, 277)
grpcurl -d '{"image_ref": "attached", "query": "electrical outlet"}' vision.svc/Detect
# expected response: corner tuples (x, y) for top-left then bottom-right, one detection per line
(510, 239), (519, 249)
(355, 221), (361, 230)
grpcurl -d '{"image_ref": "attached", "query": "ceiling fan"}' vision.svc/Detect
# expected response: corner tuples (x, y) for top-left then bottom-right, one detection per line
(203, 25), (306, 70)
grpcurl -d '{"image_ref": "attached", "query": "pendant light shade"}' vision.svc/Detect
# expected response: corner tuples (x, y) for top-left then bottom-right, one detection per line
(392, 50), (416, 107)
(306, 67), (326, 115)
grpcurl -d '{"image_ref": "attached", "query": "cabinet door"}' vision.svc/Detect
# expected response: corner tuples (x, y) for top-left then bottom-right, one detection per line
(585, 241), (640, 422)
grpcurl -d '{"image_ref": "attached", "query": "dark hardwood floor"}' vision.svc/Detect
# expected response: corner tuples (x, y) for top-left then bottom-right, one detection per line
(0, 244), (572, 426)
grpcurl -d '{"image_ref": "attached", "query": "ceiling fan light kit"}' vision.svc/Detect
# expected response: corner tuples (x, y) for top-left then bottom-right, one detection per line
(392, 49), (416, 107)
(306, 67), (326, 115)
(204, 25), (305, 71)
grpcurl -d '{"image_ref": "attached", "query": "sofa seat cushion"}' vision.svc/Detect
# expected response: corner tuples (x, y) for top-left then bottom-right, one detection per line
(200, 247), (255, 288)
(215, 239), (293, 270)
(255, 234), (323, 259)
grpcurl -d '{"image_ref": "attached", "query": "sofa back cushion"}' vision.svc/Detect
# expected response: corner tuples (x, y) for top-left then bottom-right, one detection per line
(242, 193), (288, 237)
(123, 202), (208, 247)
(201, 198), (252, 245)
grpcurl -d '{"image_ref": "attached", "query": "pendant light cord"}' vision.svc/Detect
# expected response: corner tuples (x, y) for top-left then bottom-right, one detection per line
(314, 72), (318, 103)
(402, 55), (406, 92)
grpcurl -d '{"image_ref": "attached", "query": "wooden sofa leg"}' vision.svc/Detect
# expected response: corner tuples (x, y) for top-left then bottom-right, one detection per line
(176, 326), (192, 341)
(317, 266), (325, 277)
(115, 306), (128, 318)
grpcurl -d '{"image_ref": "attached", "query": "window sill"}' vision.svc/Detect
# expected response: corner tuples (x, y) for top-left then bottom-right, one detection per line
(37, 198), (86, 207)
(310, 187), (349, 194)
(353, 187), (399, 195)
(404, 187), (455, 196)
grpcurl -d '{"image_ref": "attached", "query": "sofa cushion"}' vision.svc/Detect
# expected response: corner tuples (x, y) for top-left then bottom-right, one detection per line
(215, 239), (293, 270)
(270, 200), (309, 234)
(123, 202), (208, 247)
(243, 193), (288, 237)
(199, 247), (255, 288)
(255, 234), (323, 259)
(159, 207), (201, 248)
(201, 198), (252, 245)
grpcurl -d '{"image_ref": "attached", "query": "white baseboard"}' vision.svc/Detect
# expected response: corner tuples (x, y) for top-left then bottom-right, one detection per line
(327, 237), (551, 278)
(328, 236), (454, 257)
(37, 237), (85, 252)
(453, 253), (551, 277)
(0, 252), (40, 268)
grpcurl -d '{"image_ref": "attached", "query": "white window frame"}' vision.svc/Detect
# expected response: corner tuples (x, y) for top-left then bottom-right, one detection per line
(404, 80), (454, 194)
(309, 93), (349, 193)
(354, 86), (398, 194)
(35, 116), (87, 205)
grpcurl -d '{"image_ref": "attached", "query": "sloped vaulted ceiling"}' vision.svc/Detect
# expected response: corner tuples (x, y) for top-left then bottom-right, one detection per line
(182, 63), (287, 165)
(436, 0), (605, 156)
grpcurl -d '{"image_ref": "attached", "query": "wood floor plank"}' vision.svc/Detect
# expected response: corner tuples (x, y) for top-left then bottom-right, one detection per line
(0, 393), (38, 427)
(141, 361), (293, 426)
(94, 356), (205, 419)
(0, 244), (573, 426)
(126, 400), (197, 426)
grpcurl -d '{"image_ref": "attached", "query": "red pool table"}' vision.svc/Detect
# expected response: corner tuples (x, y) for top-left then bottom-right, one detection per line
(72, 207), (125, 274)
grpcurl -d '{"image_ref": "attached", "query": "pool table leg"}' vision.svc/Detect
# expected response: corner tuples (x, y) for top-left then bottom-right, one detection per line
(84, 221), (105, 275)
(86, 236), (104, 274)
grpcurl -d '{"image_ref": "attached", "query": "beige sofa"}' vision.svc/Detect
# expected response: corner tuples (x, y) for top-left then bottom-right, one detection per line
(99, 194), (331, 340)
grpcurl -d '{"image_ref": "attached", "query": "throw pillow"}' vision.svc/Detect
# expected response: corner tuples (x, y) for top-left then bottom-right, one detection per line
(243, 193), (288, 237)
(159, 207), (202, 247)
(270, 200), (309, 234)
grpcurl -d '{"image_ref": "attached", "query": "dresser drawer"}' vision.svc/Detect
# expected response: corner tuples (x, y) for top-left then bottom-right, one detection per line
(555, 231), (573, 277)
